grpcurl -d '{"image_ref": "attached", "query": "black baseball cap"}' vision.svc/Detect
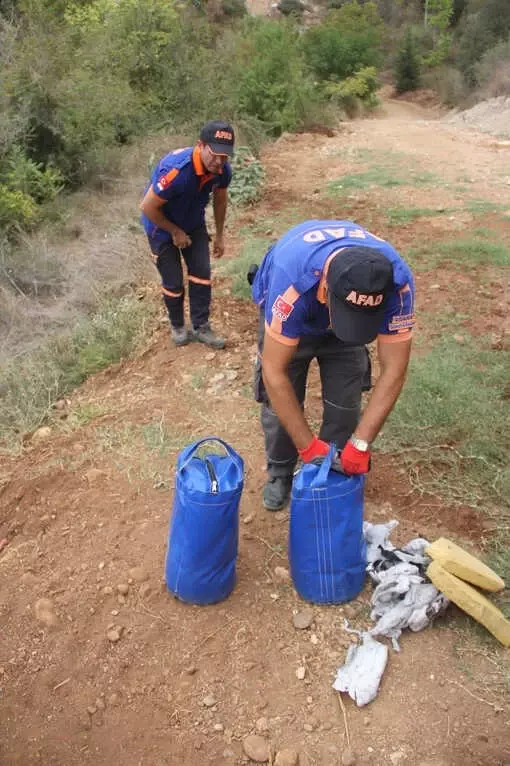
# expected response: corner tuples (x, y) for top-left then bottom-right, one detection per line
(199, 120), (235, 156)
(327, 247), (394, 344)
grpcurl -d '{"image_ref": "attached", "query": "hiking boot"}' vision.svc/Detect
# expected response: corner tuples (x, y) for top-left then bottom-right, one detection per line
(171, 326), (191, 347)
(262, 476), (293, 511)
(193, 322), (225, 350)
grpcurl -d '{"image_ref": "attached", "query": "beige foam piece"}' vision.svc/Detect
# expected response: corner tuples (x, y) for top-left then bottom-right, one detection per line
(427, 560), (510, 647)
(425, 537), (504, 592)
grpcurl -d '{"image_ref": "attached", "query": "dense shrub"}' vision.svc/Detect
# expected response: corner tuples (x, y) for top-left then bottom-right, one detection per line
(233, 18), (322, 135)
(395, 28), (421, 93)
(228, 147), (265, 205)
(324, 66), (379, 114)
(475, 36), (510, 96)
(302, 1), (384, 81)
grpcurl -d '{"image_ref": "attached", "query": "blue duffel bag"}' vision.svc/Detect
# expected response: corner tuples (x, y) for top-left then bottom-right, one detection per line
(165, 437), (244, 605)
(289, 445), (366, 604)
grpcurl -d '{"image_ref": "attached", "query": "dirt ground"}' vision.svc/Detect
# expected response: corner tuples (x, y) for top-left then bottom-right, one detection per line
(1, 96), (509, 766)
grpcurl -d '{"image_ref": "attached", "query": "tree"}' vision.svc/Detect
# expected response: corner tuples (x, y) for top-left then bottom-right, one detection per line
(395, 27), (421, 92)
(423, 0), (454, 65)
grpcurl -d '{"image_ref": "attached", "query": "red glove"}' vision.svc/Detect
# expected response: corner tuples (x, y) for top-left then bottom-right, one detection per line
(298, 436), (330, 463)
(340, 440), (371, 474)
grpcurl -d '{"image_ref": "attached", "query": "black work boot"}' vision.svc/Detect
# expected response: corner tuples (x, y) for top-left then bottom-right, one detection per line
(262, 476), (293, 511)
(193, 322), (225, 350)
(171, 326), (191, 347)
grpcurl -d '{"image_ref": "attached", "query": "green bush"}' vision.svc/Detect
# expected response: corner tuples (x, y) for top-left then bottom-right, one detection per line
(3, 146), (64, 204)
(233, 18), (322, 136)
(324, 66), (379, 114)
(221, 0), (247, 17)
(277, 0), (305, 17)
(0, 186), (37, 231)
(395, 28), (421, 93)
(229, 147), (265, 205)
(302, 1), (384, 82)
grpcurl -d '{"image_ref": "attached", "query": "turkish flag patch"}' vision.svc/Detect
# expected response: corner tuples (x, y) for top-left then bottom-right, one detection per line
(272, 295), (294, 322)
(157, 175), (170, 190)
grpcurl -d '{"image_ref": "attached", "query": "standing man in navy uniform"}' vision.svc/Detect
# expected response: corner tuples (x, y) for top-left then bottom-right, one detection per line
(140, 121), (234, 349)
(251, 220), (415, 510)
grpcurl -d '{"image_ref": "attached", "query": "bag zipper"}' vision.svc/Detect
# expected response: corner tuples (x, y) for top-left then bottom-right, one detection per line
(205, 458), (219, 494)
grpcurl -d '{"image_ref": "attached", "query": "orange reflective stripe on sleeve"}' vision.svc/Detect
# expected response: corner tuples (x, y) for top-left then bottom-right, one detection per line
(161, 286), (183, 298)
(281, 285), (300, 305)
(188, 275), (212, 286)
(378, 330), (413, 344)
(265, 321), (300, 347)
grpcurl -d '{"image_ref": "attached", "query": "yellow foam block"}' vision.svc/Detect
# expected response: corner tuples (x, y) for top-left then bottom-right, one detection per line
(427, 560), (510, 647)
(426, 537), (504, 592)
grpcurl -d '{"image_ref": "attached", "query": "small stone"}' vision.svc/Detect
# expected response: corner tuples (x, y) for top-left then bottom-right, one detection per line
(256, 716), (269, 733)
(296, 666), (306, 680)
(108, 693), (120, 706)
(34, 598), (57, 627)
(128, 566), (148, 583)
(95, 698), (105, 711)
(107, 628), (121, 643)
(32, 426), (52, 442)
(213, 723), (224, 732)
(103, 586), (113, 596)
(303, 723), (313, 732)
(205, 352), (216, 361)
(117, 583), (129, 595)
(292, 609), (314, 630)
(310, 633), (319, 645)
(341, 747), (356, 766)
(243, 514), (254, 524)
(203, 695), (217, 708)
(98, 561), (105, 570)
(275, 749), (300, 766)
(242, 734), (270, 763)
(87, 705), (97, 715)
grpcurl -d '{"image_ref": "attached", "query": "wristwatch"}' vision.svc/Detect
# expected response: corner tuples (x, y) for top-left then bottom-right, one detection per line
(349, 436), (370, 452)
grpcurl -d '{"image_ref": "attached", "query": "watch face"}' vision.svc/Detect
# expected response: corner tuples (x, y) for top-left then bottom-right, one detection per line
(352, 437), (369, 451)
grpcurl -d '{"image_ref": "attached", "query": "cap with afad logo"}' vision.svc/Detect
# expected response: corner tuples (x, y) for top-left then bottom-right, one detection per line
(199, 120), (235, 156)
(327, 246), (394, 344)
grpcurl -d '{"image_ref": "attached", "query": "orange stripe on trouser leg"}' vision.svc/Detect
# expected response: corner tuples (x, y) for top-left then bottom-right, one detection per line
(161, 286), (183, 298)
(188, 275), (212, 286)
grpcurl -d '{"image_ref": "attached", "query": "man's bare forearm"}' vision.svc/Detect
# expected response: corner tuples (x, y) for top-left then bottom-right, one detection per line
(213, 191), (227, 237)
(262, 368), (313, 450)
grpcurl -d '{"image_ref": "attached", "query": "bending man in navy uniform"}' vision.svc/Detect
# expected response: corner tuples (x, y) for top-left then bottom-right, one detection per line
(140, 121), (234, 349)
(251, 220), (415, 510)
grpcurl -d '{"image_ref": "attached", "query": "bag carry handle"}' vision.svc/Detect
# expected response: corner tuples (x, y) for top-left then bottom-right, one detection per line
(179, 437), (243, 475)
(310, 444), (339, 488)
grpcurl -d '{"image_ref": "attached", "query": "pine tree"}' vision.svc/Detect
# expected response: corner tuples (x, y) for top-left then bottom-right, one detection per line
(395, 28), (421, 93)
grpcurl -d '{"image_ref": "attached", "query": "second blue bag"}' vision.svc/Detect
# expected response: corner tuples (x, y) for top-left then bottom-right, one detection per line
(289, 445), (366, 604)
(165, 437), (244, 605)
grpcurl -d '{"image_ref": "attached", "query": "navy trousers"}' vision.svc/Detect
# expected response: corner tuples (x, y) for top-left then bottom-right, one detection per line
(254, 311), (370, 479)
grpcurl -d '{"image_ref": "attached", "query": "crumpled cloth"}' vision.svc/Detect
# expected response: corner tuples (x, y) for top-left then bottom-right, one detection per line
(333, 520), (450, 705)
(364, 520), (449, 649)
(333, 629), (388, 707)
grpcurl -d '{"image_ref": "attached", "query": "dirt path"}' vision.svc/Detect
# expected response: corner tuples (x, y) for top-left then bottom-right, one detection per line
(0, 98), (509, 766)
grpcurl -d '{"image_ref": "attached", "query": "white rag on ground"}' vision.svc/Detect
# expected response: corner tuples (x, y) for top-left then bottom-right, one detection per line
(333, 520), (450, 706)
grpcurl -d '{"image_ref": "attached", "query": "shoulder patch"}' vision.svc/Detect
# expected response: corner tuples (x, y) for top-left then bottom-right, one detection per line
(272, 295), (294, 322)
(156, 168), (179, 192)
